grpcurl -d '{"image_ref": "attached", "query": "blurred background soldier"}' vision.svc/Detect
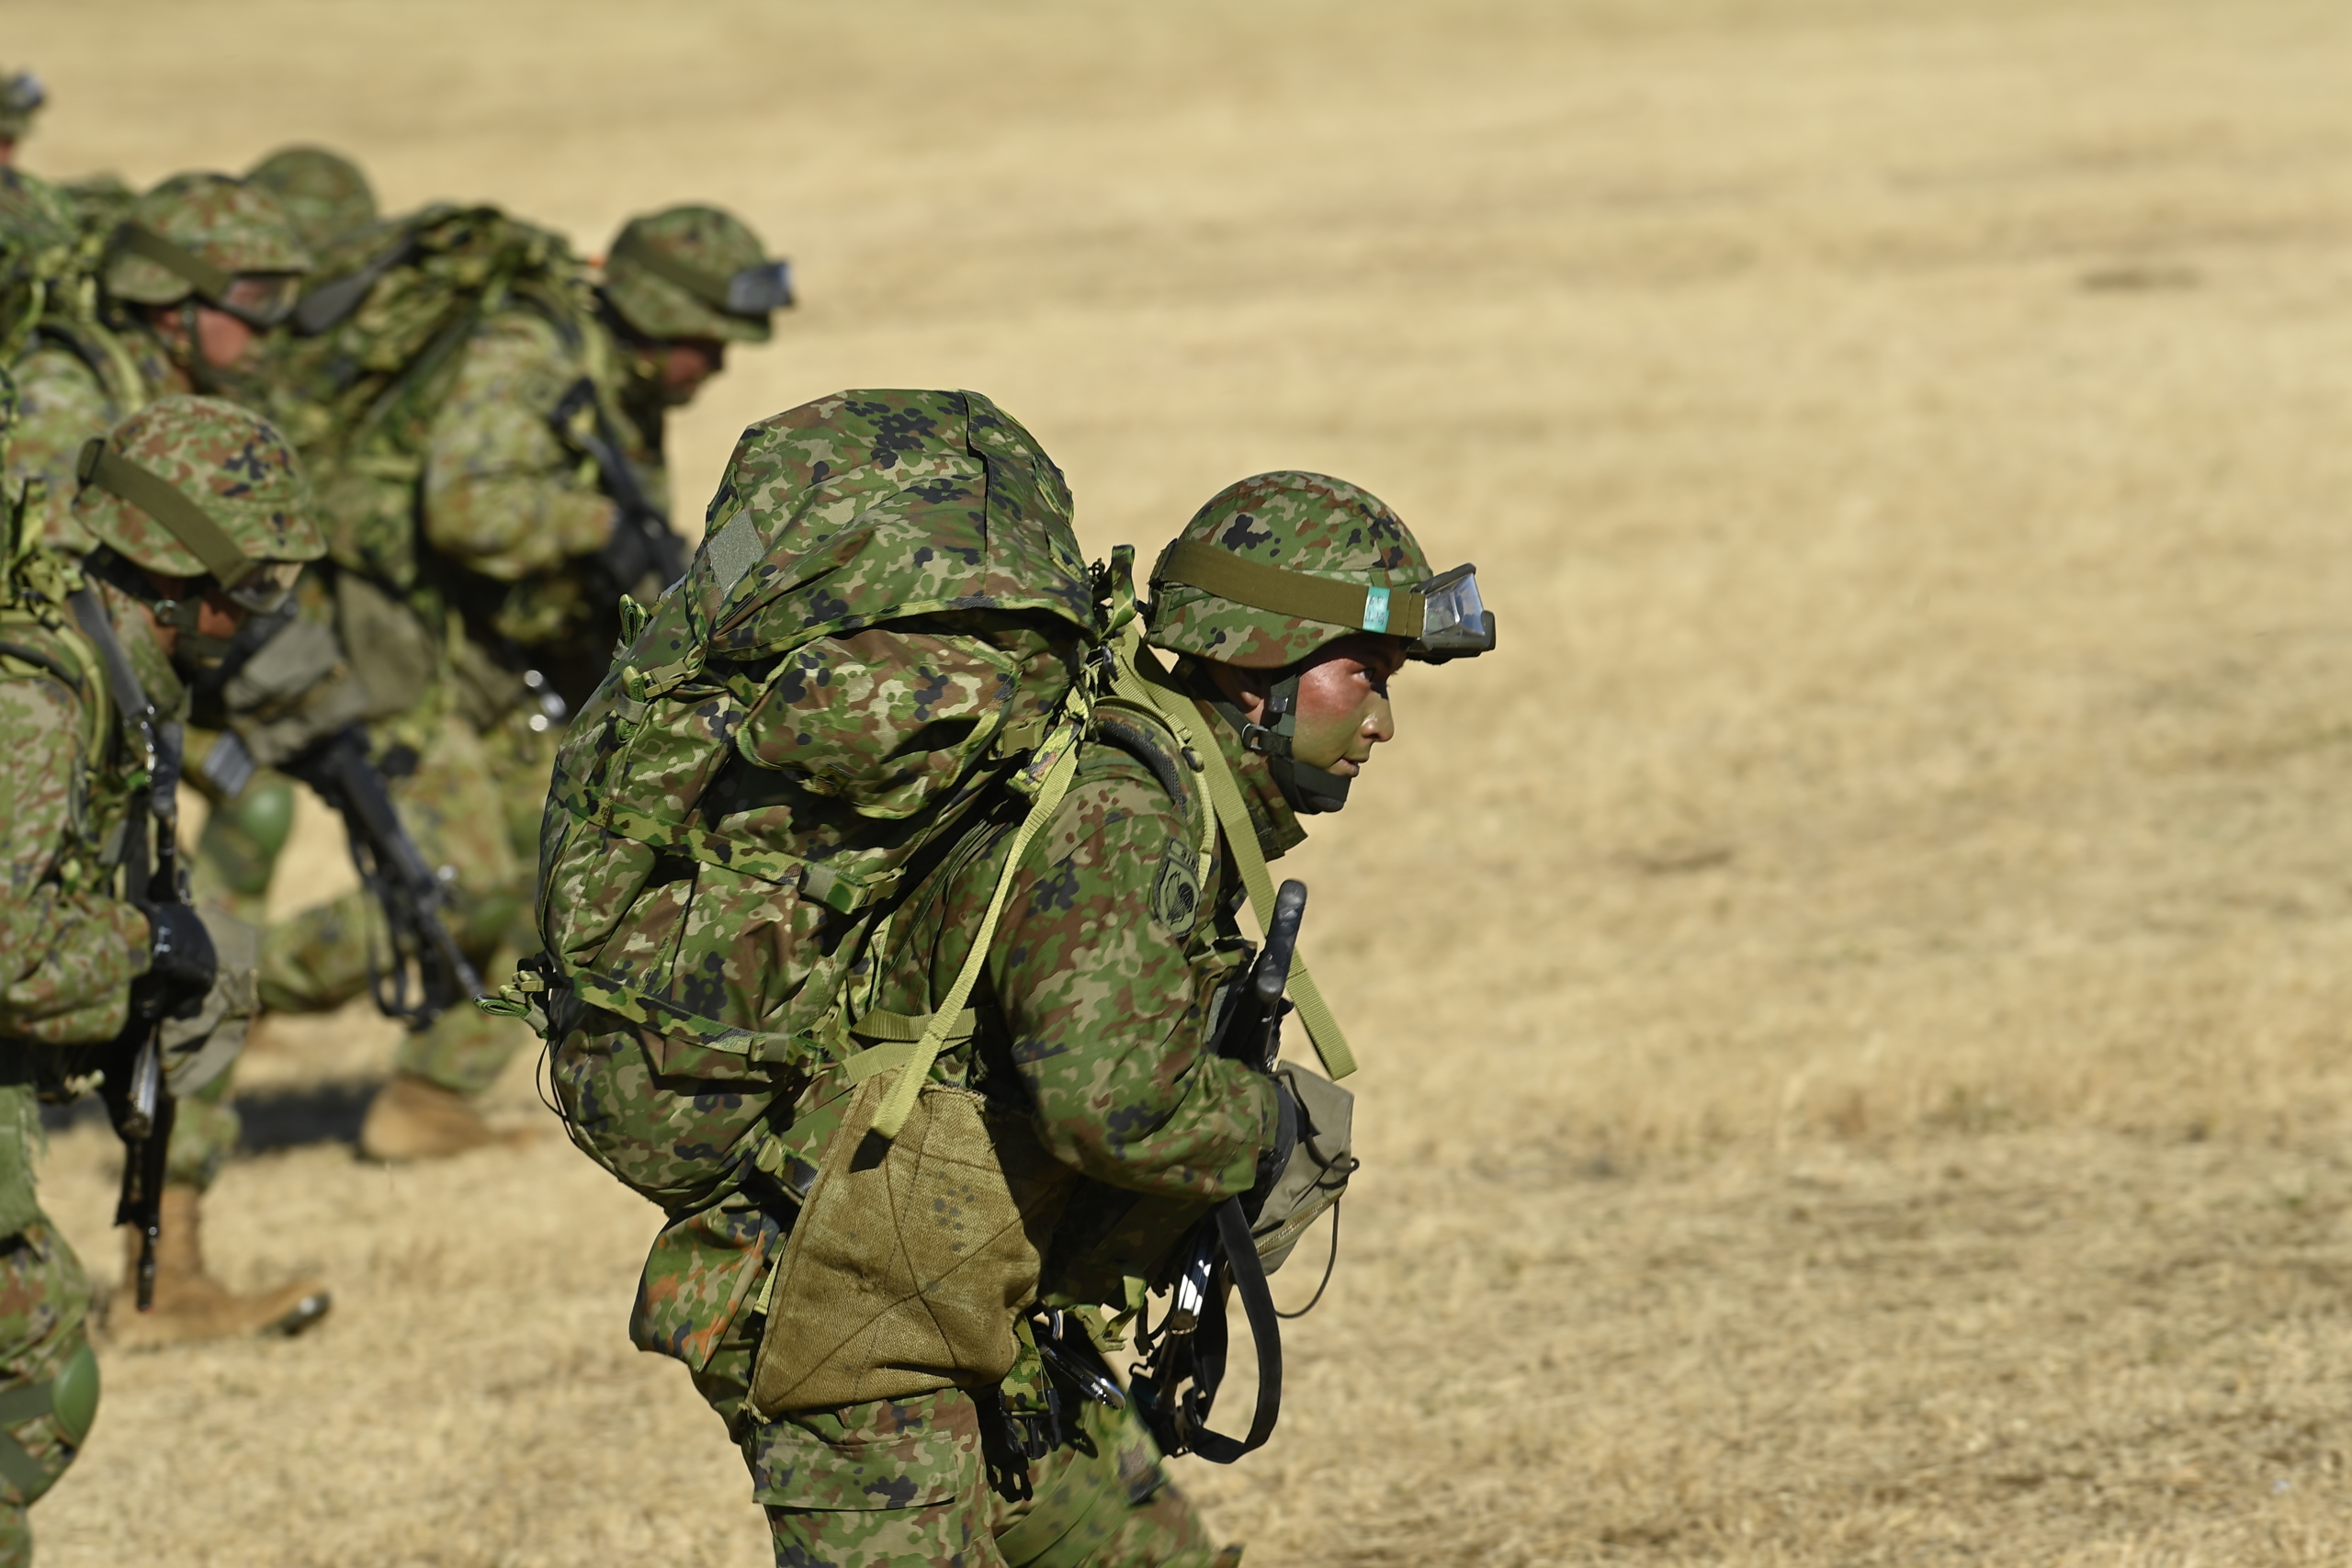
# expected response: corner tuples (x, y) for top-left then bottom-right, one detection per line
(253, 201), (791, 1160)
(6, 173), (309, 549)
(245, 145), (378, 254)
(0, 73), (42, 169)
(2, 396), (333, 1563)
(0, 175), (335, 1276)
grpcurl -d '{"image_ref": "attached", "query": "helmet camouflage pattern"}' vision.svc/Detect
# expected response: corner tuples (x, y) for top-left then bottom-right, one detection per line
(106, 172), (311, 308)
(74, 395), (323, 586)
(246, 144), (379, 251)
(602, 203), (788, 344)
(0, 70), (43, 143)
(1146, 471), (1435, 669)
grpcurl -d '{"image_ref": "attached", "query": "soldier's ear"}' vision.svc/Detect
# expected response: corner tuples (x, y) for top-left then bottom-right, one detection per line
(1204, 659), (1270, 724)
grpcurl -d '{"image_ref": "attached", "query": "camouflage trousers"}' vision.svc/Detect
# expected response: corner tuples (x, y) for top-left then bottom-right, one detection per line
(0, 1218), (97, 1568)
(188, 708), (552, 1128)
(693, 1339), (1221, 1568)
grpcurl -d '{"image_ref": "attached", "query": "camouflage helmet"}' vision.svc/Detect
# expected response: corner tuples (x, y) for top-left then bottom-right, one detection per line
(0, 71), (43, 144)
(1147, 470), (1493, 668)
(105, 173), (311, 321)
(602, 204), (789, 344)
(246, 144), (378, 251)
(74, 395), (322, 611)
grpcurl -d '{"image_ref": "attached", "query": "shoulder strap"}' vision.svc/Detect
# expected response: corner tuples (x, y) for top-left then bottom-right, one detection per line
(1108, 625), (1356, 1081)
(842, 694), (1094, 1144)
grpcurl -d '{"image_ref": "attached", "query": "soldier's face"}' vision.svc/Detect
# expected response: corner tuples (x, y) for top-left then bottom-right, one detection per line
(150, 303), (259, 369)
(1288, 634), (1405, 777)
(1208, 633), (1407, 779)
(658, 339), (727, 403)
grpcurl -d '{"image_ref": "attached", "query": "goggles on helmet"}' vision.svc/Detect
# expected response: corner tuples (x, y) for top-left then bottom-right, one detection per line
(112, 222), (300, 326)
(608, 226), (795, 321)
(76, 437), (303, 614)
(1154, 540), (1498, 663)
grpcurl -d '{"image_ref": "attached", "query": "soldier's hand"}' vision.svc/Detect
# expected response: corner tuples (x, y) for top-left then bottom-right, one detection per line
(142, 903), (220, 1016)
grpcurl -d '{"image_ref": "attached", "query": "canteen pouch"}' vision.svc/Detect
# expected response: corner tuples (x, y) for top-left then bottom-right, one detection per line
(752, 1075), (1077, 1416)
(1250, 1063), (1356, 1273)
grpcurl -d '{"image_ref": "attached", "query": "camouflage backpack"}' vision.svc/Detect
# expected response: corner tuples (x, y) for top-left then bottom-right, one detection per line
(266, 203), (590, 588)
(513, 389), (1353, 1205)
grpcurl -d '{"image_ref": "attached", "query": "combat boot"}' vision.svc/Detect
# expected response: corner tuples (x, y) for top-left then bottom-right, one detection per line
(358, 1072), (539, 1162)
(107, 1187), (331, 1349)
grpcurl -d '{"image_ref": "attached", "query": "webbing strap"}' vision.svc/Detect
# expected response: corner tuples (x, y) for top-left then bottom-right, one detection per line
(855, 740), (1082, 1142)
(1155, 539), (1424, 639)
(112, 222), (232, 303)
(841, 1008), (980, 1086)
(1112, 632), (1356, 1080)
(76, 440), (255, 588)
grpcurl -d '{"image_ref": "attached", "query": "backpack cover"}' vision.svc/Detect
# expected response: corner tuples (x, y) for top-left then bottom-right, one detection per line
(532, 389), (1102, 1168)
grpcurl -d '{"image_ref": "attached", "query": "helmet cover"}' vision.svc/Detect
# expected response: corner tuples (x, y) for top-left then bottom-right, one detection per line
(602, 204), (784, 344)
(106, 172), (311, 308)
(74, 394), (323, 583)
(1146, 470), (1432, 670)
(246, 145), (379, 251)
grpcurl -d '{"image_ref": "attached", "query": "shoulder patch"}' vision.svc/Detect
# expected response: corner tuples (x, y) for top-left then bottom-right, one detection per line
(1148, 831), (1202, 936)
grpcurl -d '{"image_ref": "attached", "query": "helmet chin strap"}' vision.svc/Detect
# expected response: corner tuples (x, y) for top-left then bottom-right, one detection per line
(85, 546), (237, 671)
(1208, 667), (1352, 817)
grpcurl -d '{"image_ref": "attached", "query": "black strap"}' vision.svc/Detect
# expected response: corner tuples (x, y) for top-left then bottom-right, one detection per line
(0, 637), (84, 692)
(67, 588), (156, 767)
(1184, 1197), (1283, 1464)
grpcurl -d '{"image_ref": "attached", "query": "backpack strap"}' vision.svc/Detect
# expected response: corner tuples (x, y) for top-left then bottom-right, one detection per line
(1106, 624), (1357, 1081)
(842, 694), (1092, 1144)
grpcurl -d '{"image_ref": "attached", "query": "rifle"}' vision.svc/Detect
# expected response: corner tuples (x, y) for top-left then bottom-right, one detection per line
(1128, 878), (1308, 1463)
(280, 727), (482, 1031)
(65, 588), (180, 1312)
(551, 377), (686, 595)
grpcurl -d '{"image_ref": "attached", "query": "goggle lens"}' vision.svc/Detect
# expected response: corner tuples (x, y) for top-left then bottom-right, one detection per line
(1409, 563), (1495, 661)
(725, 260), (795, 315)
(223, 559), (303, 615)
(217, 273), (300, 328)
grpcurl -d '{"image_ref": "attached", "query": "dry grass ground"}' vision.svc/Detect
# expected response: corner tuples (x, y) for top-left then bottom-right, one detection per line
(12, 0), (2352, 1561)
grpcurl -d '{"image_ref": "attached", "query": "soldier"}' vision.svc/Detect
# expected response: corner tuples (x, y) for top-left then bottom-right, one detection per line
(0, 177), (336, 1332)
(245, 146), (378, 253)
(0, 73), (41, 169)
(2, 394), (333, 1559)
(535, 390), (1487, 1567)
(259, 202), (791, 1161)
(6, 172), (309, 549)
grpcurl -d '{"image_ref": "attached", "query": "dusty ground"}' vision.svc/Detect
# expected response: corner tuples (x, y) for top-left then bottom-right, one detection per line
(13, 0), (2352, 1562)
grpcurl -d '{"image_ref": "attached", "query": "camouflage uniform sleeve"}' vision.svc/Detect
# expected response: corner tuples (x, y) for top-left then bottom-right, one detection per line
(420, 312), (615, 581)
(6, 344), (115, 552)
(904, 752), (1276, 1200)
(0, 673), (146, 1043)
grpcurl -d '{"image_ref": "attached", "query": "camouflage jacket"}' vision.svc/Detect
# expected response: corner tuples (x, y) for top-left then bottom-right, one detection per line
(419, 303), (664, 670)
(0, 570), (180, 1048)
(627, 693), (1295, 1368)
